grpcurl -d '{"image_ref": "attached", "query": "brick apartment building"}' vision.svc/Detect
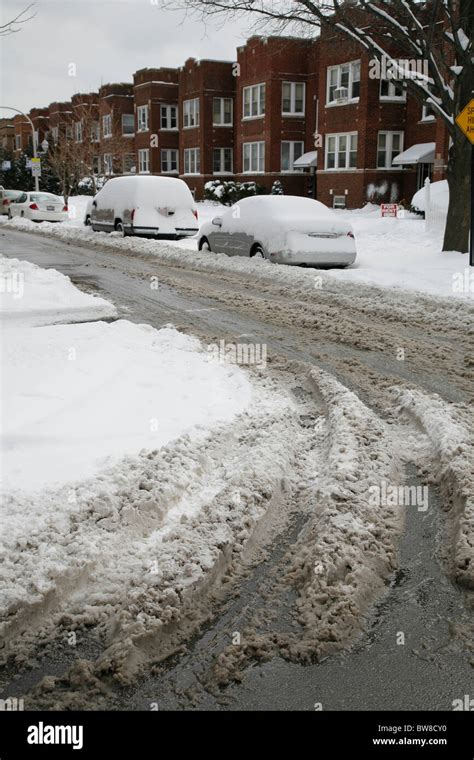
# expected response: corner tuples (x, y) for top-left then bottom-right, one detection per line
(133, 67), (179, 176)
(0, 118), (15, 153)
(179, 58), (236, 198)
(9, 16), (450, 207)
(235, 36), (315, 195)
(98, 83), (135, 175)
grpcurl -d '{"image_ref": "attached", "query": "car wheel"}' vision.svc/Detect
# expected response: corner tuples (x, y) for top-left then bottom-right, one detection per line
(250, 243), (265, 260)
(85, 215), (91, 227)
(199, 237), (211, 252)
(115, 220), (125, 237)
(7, 210), (12, 220)
(20, 211), (24, 218)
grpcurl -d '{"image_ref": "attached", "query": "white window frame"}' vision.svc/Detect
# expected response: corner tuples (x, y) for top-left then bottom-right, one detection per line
(377, 131), (404, 169)
(281, 141), (304, 172)
(15, 134), (21, 150)
(51, 126), (59, 143)
(213, 97), (233, 126)
(137, 105), (149, 133)
(102, 114), (112, 139)
(103, 153), (113, 175)
(138, 148), (150, 173)
(65, 125), (73, 140)
(281, 82), (306, 116)
(242, 83), (266, 119)
(183, 147), (200, 175)
(122, 114), (135, 136)
(333, 195), (347, 209)
(242, 141), (265, 173)
(213, 147), (233, 174)
(324, 132), (358, 170)
(379, 79), (406, 101)
(161, 148), (179, 173)
(160, 104), (178, 130)
(74, 120), (83, 143)
(326, 61), (360, 105)
(92, 155), (101, 174)
(183, 99), (200, 129)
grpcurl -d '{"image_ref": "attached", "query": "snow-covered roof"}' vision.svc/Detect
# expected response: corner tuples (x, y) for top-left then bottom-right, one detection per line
(293, 150), (317, 168)
(392, 142), (435, 165)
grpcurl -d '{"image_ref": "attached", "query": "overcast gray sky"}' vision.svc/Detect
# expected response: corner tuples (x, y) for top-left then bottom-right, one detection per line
(1, 0), (250, 113)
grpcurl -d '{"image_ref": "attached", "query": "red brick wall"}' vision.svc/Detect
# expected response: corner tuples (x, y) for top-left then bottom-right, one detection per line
(133, 68), (179, 174)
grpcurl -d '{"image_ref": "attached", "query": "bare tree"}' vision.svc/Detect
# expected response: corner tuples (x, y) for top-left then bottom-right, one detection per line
(168, 0), (472, 253)
(0, 3), (36, 35)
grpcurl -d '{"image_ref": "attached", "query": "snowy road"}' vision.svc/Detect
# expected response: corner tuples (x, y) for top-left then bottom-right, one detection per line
(0, 226), (472, 711)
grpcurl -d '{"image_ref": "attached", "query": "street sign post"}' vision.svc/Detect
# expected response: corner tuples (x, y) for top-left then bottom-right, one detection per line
(455, 98), (474, 266)
(31, 157), (41, 178)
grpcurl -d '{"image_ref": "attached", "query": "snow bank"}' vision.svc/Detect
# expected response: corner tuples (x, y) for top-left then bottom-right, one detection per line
(2, 320), (253, 491)
(2, 204), (471, 300)
(393, 387), (474, 588)
(0, 254), (116, 326)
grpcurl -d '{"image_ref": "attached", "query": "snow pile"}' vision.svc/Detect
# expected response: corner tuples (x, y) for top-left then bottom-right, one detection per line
(393, 387), (474, 588)
(411, 179), (449, 213)
(2, 321), (253, 491)
(0, 255), (116, 326)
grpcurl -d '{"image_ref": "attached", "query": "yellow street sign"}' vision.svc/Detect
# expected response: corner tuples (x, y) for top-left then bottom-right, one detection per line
(455, 99), (474, 144)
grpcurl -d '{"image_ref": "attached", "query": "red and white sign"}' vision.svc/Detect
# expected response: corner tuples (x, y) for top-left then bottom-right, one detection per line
(381, 203), (398, 217)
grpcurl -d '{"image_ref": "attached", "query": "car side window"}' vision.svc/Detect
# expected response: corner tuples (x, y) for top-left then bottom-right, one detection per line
(16, 193), (27, 203)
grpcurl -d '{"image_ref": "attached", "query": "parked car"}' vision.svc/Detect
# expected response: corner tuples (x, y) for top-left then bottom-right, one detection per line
(84, 176), (199, 239)
(8, 192), (68, 222)
(198, 196), (357, 267)
(0, 188), (26, 215)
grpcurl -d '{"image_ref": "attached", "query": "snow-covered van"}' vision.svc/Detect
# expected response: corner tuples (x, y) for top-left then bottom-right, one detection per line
(86, 176), (199, 239)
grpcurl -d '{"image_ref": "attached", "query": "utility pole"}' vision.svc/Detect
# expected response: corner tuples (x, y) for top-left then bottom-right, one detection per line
(0, 105), (39, 191)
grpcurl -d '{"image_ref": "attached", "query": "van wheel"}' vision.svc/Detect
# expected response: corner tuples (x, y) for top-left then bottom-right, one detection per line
(115, 220), (125, 237)
(198, 236), (211, 252)
(250, 243), (265, 259)
(20, 210), (24, 218)
(7, 210), (12, 220)
(85, 215), (91, 227)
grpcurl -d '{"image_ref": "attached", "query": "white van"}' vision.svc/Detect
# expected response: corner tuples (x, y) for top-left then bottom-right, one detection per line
(86, 176), (199, 239)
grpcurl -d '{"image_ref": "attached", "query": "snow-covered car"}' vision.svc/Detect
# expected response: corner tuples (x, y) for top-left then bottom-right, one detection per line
(198, 196), (357, 267)
(85, 175), (199, 239)
(8, 192), (68, 222)
(0, 188), (25, 215)
(411, 179), (448, 214)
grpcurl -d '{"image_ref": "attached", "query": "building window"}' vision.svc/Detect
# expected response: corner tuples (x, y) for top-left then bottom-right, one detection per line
(138, 148), (150, 173)
(51, 126), (59, 143)
(103, 153), (113, 175)
(183, 99), (200, 128)
(333, 195), (347, 209)
(102, 114), (112, 138)
(327, 61), (360, 104)
(325, 133), (358, 169)
(377, 131), (403, 168)
(281, 141), (304, 172)
(183, 148), (200, 174)
(15, 134), (21, 150)
(91, 122), (100, 142)
(379, 79), (406, 101)
(213, 98), (233, 126)
(92, 155), (101, 174)
(123, 153), (136, 173)
(74, 121), (83, 142)
(65, 125), (73, 140)
(122, 114), (135, 135)
(422, 103), (436, 121)
(160, 105), (178, 130)
(137, 105), (149, 132)
(243, 83), (266, 119)
(282, 82), (305, 116)
(243, 141), (265, 173)
(213, 147), (233, 174)
(161, 148), (179, 173)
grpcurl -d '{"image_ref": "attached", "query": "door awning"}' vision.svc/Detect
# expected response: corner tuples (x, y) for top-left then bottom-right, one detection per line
(392, 142), (435, 165)
(293, 150), (317, 168)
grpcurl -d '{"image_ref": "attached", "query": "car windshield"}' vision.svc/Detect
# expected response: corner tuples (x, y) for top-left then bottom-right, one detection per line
(30, 193), (60, 202)
(5, 190), (23, 199)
